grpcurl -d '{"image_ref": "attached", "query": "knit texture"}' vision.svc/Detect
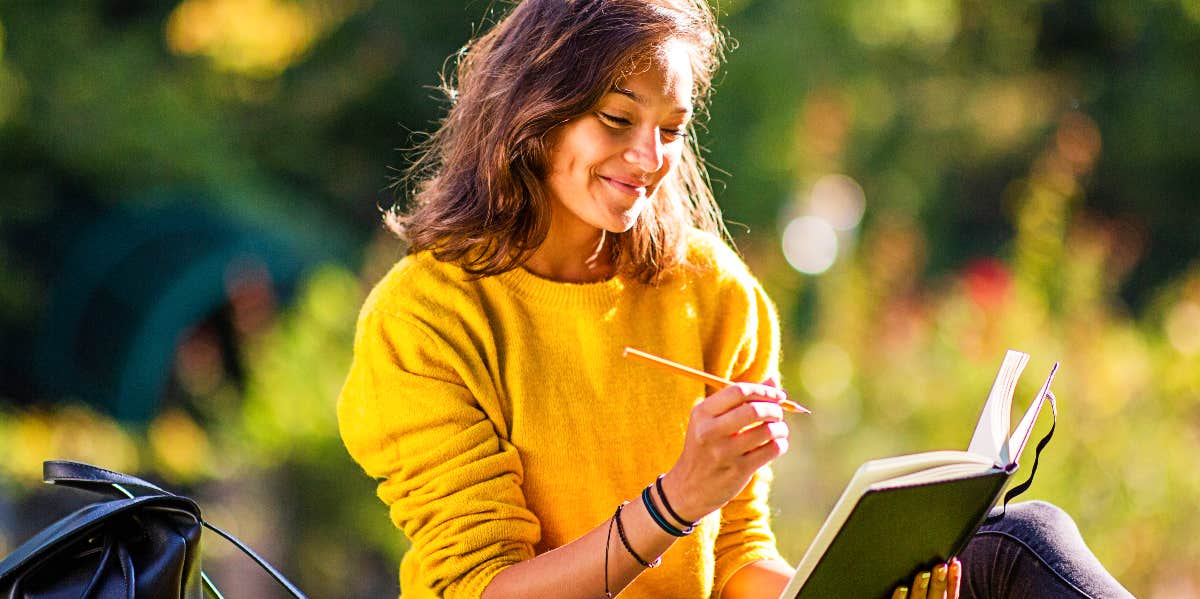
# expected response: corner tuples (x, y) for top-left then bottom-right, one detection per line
(337, 229), (785, 599)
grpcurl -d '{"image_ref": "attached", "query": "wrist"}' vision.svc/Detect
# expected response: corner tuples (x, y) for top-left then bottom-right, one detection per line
(660, 470), (711, 524)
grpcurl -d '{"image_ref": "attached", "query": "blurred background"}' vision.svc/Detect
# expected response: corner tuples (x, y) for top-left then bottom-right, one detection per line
(0, 0), (1197, 596)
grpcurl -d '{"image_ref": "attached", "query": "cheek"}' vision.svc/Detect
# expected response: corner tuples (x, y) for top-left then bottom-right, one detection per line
(547, 121), (615, 175)
(659, 145), (686, 178)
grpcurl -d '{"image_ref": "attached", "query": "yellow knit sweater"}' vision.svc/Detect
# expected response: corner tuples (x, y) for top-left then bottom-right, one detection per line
(337, 230), (784, 599)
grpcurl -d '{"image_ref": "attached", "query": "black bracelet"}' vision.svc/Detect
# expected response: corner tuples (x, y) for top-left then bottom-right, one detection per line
(614, 502), (661, 568)
(604, 512), (615, 598)
(655, 474), (699, 531)
(642, 485), (689, 537)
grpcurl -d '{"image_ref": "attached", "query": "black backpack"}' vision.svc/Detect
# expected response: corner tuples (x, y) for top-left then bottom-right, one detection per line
(0, 460), (307, 598)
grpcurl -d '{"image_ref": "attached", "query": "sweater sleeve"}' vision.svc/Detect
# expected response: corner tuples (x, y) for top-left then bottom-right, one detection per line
(337, 308), (540, 598)
(713, 278), (787, 591)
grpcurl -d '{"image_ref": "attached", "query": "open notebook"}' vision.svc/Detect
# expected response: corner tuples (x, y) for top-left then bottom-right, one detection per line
(779, 350), (1059, 599)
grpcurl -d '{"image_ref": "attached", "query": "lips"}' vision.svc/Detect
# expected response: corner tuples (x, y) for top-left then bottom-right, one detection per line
(600, 175), (649, 196)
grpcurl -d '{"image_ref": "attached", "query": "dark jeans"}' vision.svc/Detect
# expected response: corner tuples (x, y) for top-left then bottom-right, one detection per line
(959, 501), (1135, 599)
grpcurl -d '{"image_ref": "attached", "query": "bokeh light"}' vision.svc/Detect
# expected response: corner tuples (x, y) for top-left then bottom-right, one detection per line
(164, 0), (372, 77)
(1166, 300), (1200, 356)
(0, 19), (20, 128)
(1183, 0), (1200, 23)
(782, 216), (839, 275)
(848, 0), (961, 48)
(799, 342), (854, 400)
(809, 174), (867, 231)
(148, 408), (212, 483)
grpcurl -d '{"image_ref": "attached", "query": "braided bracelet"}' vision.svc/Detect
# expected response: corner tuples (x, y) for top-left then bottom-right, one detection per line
(642, 485), (690, 537)
(615, 502), (661, 568)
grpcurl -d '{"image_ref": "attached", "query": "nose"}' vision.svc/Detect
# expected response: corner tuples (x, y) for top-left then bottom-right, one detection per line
(622, 126), (665, 173)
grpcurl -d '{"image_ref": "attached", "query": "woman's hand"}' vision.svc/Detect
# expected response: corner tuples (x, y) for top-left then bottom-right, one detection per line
(892, 559), (962, 599)
(661, 380), (791, 523)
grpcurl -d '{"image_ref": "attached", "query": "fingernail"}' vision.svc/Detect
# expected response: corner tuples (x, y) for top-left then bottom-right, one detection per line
(917, 572), (930, 589)
(896, 587), (908, 598)
(935, 564), (947, 582)
(950, 558), (961, 573)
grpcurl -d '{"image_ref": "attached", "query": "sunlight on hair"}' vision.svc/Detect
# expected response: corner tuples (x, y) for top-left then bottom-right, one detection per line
(782, 216), (839, 275)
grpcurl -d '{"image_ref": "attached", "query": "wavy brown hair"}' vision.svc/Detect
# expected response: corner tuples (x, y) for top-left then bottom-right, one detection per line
(387, 0), (728, 283)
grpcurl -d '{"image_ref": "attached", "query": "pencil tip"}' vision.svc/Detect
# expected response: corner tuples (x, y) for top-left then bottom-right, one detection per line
(782, 399), (812, 414)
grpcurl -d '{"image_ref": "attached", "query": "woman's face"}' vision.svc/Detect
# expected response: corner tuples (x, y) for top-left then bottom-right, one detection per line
(543, 40), (695, 236)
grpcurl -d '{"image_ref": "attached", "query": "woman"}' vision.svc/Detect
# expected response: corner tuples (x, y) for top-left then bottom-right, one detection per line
(337, 1), (1133, 598)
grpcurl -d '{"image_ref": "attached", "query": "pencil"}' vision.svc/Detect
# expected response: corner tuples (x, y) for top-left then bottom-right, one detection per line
(622, 347), (811, 414)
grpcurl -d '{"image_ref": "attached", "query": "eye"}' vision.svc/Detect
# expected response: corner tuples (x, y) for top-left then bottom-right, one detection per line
(596, 112), (632, 127)
(660, 126), (690, 142)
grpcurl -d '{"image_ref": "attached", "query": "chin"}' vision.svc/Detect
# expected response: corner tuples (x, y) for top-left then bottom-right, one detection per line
(603, 204), (647, 233)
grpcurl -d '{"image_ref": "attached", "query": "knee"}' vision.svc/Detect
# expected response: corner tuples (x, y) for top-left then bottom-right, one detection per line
(997, 500), (1082, 540)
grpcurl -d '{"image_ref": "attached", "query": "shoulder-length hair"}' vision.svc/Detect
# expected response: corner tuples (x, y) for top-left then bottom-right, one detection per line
(388, 0), (728, 283)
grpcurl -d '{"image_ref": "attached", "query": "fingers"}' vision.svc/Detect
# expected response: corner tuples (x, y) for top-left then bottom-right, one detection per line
(740, 431), (789, 467)
(892, 587), (909, 599)
(729, 420), (789, 455)
(909, 570), (931, 599)
(709, 400), (785, 438)
(700, 382), (789, 416)
(928, 563), (949, 599)
(949, 558), (962, 599)
(909, 559), (960, 599)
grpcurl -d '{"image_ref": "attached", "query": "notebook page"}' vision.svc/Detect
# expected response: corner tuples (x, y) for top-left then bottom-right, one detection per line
(966, 350), (1029, 464)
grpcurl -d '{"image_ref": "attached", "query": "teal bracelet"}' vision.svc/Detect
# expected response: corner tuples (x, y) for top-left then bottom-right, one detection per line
(642, 485), (690, 537)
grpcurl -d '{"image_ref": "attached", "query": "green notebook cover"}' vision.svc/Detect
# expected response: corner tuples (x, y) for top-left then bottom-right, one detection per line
(791, 470), (1009, 599)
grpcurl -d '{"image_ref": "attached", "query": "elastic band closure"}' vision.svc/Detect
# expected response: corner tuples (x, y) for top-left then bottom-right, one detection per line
(986, 390), (1058, 524)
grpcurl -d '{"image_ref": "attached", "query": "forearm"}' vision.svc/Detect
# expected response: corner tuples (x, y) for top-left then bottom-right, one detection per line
(719, 559), (794, 599)
(483, 381), (790, 599)
(481, 494), (686, 599)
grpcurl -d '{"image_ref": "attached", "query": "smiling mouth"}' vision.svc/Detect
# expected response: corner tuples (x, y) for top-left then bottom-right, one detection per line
(601, 176), (647, 196)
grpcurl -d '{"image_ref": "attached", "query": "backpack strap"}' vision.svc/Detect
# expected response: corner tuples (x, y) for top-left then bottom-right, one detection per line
(44, 460), (172, 498)
(202, 521), (308, 599)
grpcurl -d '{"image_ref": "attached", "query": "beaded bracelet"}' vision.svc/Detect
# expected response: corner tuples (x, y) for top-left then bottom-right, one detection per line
(642, 485), (691, 537)
(615, 502), (661, 568)
(655, 474), (699, 531)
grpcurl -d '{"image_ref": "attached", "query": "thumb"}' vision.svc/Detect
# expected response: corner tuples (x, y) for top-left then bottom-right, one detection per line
(760, 374), (781, 389)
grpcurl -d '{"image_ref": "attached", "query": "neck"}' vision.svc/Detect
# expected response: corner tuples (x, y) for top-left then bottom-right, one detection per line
(524, 217), (614, 284)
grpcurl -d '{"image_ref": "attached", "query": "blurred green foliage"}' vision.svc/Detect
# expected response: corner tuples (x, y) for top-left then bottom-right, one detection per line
(1, 0), (1198, 596)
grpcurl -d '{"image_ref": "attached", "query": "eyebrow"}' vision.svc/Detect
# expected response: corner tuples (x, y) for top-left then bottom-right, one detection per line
(610, 86), (692, 115)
